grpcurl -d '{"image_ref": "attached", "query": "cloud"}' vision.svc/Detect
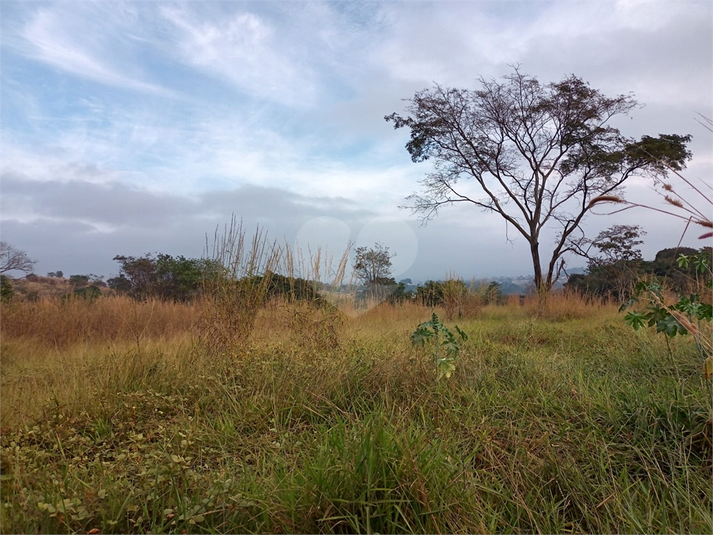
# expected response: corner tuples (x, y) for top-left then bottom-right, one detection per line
(1, 172), (198, 228)
(1, 0), (710, 282)
(160, 5), (318, 106)
(16, 4), (174, 96)
(369, 0), (711, 103)
(0, 169), (376, 233)
(0, 172), (379, 278)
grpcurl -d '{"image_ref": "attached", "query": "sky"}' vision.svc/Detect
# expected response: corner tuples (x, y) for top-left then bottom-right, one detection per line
(1, 0), (712, 283)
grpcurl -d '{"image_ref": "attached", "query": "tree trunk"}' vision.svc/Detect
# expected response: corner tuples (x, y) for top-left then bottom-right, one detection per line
(530, 239), (544, 294)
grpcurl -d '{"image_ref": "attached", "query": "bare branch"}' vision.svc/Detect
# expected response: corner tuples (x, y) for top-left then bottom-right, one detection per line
(0, 242), (37, 275)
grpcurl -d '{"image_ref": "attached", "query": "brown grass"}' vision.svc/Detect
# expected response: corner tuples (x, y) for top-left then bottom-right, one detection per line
(0, 290), (621, 428)
(7, 276), (112, 301)
(0, 295), (200, 350)
(522, 289), (613, 321)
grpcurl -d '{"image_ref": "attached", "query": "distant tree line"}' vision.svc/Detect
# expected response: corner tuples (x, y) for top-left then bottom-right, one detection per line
(107, 254), (223, 302)
(5, 235), (706, 308)
(379, 279), (504, 308)
(565, 226), (711, 301)
(108, 254), (325, 304)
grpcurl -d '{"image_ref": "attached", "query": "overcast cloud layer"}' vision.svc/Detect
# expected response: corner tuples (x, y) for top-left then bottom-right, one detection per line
(1, 0), (711, 281)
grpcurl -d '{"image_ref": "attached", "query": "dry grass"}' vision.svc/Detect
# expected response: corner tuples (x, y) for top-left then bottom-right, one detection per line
(1, 291), (710, 534)
(1, 295), (200, 350)
(522, 289), (614, 321)
(6, 276), (113, 301)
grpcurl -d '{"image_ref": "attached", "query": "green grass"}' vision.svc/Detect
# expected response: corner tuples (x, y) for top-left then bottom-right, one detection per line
(1, 303), (711, 534)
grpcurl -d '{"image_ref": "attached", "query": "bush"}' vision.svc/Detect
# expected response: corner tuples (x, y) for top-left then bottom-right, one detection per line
(1, 275), (13, 303)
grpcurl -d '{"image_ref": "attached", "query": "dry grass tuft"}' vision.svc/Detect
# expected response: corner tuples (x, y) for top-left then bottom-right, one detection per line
(587, 195), (624, 209)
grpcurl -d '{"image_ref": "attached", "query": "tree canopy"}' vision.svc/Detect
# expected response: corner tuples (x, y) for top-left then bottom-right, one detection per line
(386, 68), (692, 292)
(353, 244), (395, 286)
(108, 254), (222, 302)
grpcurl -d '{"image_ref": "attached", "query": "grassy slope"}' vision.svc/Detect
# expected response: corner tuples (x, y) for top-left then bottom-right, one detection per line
(1, 297), (711, 534)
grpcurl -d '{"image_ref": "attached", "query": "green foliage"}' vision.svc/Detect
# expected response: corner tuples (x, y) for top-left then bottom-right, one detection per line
(416, 280), (445, 306)
(411, 312), (468, 380)
(248, 272), (325, 305)
(71, 285), (102, 302)
(620, 252), (712, 377)
(155, 254), (221, 302)
(568, 225), (646, 301)
(622, 133), (693, 173)
(353, 243), (394, 286)
(1, 274), (14, 303)
(108, 255), (156, 299)
(353, 244), (396, 303)
(649, 247), (703, 290)
(69, 274), (91, 287)
(109, 254), (222, 302)
(568, 246), (711, 301)
(106, 273), (132, 294)
(589, 225), (647, 264)
(621, 281), (711, 337)
(387, 281), (415, 304)
(621, 253), (712, 334)
(482, 281), (503, 305)
(415, 279), (471, 308)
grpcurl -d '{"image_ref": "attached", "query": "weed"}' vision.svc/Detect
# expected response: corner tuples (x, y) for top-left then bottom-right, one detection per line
(411, 312), (468, 380)
(621, 252), (712, 379)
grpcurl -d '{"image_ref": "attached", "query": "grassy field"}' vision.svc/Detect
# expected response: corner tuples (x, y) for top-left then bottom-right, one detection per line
(1, 294), (711, 534)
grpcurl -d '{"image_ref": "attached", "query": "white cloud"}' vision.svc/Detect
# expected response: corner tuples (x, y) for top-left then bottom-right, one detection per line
(18, 6), (173, 96)
(1, 0), (710, 279)
(160, 6), (318, 106)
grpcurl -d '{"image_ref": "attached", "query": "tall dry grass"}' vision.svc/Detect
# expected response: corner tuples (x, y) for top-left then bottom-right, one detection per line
(199, 215), (353, 355)
(522, 288), (615, 321)
(200, 217), (281, 354)
(1, 295), (200, 350)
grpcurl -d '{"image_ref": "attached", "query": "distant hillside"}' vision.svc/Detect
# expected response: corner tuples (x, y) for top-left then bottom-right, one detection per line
(3, 275), (111, 301)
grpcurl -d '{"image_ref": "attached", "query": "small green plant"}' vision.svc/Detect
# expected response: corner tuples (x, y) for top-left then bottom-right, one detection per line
(620, 252), (712, 378)
(411, 312), (468, 380)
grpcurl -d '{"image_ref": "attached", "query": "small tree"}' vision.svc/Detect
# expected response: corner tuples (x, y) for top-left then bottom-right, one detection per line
(417, 280), (445, 307)
(386, 68), (691, 293)
(588, 225), (647, 266)
(107, 274), (133, 294)
(483, 281), (503, 305)
(353, 243), (394, 285)
(353, 243), (395, 302)
(111, 253), (222, 301)
(387, 281), (415, 304)
(568, 225), (646, 300)
(111, 255), (158, 300)
(69, 274), (91, 288)
(0, 242), (36, 275)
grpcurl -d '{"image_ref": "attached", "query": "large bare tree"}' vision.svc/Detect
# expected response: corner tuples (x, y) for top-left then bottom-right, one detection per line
(0, 242), (36, 275)
(386, 69), (691, 292)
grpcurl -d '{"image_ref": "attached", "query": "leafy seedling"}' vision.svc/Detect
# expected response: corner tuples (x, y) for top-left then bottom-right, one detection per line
(411, 312), (468, 380)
